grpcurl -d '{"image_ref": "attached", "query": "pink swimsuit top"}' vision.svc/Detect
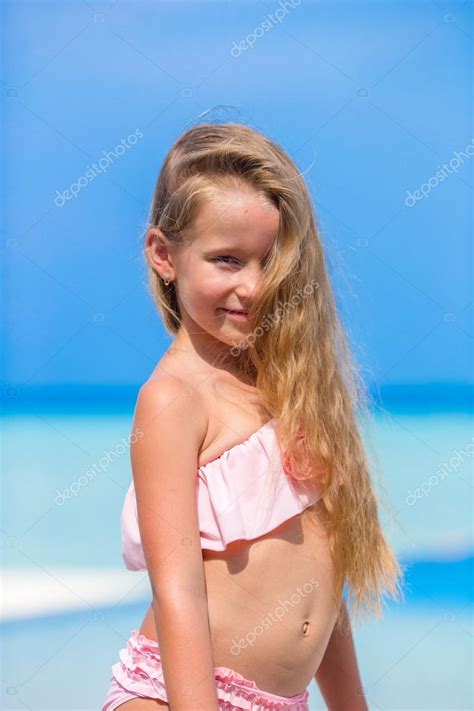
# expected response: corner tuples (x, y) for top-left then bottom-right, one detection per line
(121, 417), (323, 571)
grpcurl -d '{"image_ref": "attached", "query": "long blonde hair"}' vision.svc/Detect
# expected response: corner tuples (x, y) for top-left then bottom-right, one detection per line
(145, 121), (404, 625)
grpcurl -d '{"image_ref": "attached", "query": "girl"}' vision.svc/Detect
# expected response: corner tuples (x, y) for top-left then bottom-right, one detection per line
(101, 122), (403, 710)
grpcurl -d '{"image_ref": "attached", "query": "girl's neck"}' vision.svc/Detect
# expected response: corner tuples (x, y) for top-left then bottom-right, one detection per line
(166, 341), (256, 388)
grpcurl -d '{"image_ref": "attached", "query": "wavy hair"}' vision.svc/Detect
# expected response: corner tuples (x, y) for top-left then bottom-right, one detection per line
(145, 121), (404, 624)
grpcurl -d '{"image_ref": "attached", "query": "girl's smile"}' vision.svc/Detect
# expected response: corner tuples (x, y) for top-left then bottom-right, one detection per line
(218, 307), (249, 321)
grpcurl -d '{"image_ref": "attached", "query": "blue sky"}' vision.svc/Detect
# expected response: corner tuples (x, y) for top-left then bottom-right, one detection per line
(2, 0), (472, 395)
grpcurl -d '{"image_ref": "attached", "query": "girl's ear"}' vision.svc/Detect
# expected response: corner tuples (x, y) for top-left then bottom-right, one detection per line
(145, 227), (175, 279)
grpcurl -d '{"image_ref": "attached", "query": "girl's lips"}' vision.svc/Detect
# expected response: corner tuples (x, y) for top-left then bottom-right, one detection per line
(219, 308), (249, 320)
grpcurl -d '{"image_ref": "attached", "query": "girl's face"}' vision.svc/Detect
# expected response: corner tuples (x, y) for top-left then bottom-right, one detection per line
(151, 187), (280, 348)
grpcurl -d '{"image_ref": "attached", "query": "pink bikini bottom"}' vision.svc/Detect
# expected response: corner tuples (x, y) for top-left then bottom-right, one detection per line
(101, 628), (310, 711)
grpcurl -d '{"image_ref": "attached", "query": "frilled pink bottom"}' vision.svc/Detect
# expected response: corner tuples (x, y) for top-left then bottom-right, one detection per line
(101, 628), (310, 710)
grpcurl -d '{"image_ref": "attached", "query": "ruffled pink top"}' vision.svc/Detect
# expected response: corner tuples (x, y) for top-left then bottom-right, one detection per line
(121, 418), (322, 571)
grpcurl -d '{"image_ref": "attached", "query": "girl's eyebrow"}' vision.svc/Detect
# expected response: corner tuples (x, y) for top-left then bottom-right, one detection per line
(203, 243), (273, 259)
(204, 245), (247, 255)
(204, 241), (241, 250)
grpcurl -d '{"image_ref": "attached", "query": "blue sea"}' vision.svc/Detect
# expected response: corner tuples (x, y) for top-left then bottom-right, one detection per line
(1, 402), (472, 709)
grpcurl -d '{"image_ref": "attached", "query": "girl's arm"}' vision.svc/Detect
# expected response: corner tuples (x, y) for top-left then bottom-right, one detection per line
(314, 601), (369, 711)
(131, 379), (220, 711)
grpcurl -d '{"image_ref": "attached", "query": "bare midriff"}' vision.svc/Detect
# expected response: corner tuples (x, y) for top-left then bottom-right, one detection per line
(138, 502), (340, 697)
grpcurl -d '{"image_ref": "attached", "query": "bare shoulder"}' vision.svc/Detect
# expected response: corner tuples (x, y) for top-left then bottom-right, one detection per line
(130, 373), (210, 599)
(134, 371), (209, 450)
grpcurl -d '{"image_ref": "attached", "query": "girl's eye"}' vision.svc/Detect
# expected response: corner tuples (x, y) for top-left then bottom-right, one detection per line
(212, 256), (241, 265)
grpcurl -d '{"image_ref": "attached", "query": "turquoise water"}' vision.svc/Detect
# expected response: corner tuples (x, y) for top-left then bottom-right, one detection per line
(2, 409), (472, 568)
(1, 408), (473, 709)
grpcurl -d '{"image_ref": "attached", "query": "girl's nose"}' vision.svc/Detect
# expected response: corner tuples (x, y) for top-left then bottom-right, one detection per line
(233, 266), (261, 300)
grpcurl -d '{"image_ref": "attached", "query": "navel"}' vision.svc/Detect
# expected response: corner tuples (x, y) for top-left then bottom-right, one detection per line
(301, 620), (310, 636)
